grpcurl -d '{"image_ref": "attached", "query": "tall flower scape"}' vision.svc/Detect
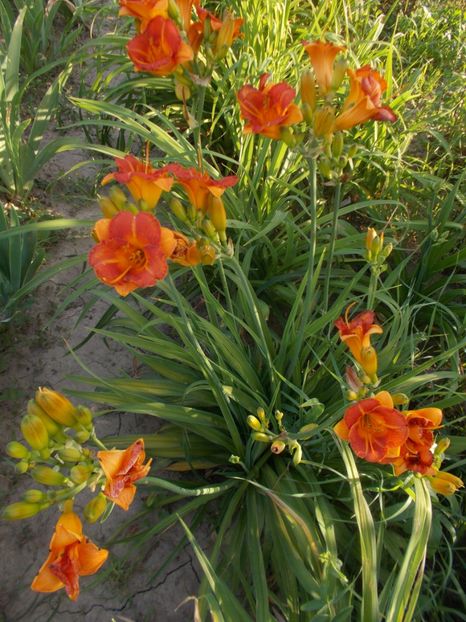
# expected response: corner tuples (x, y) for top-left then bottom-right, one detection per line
(3, 0), (462, 617)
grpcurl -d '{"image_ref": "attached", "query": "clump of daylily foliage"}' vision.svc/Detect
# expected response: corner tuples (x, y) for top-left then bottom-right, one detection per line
(2, 0), (463, 608)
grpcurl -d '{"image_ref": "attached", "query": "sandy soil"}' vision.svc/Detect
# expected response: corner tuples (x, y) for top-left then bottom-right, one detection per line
(0, 150), (202, 621)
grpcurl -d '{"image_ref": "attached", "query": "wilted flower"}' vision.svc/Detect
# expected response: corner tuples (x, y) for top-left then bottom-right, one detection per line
(302, 40), (346, 94)
(237, 74), (303, 140)
(334, 391), (408, 463)
(335, 66), (397, 131)
(98, 438), (152, 510)
(102, 155), (173, 211)
(428, 469), (464, 496)
(31, 511), (108, 600)
(89, 212), (170, 296)
(335, 306), (383, 379)
(127, 16), (193, 76)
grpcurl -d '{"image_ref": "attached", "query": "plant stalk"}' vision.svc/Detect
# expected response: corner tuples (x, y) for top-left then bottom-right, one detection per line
(323, 180), (342, 311)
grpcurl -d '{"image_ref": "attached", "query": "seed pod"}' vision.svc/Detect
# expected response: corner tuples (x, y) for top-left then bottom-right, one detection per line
(2, 502), (42, 520)
(35, 388), (77, 427)
(6, 441), (29, 459)
(21, 415), (49, 451)
(31, 466), (66, 486)
(83, 493), (108, 523)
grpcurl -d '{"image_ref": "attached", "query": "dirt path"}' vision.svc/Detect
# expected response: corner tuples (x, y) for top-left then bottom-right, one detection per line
(0, 150), (201, 621)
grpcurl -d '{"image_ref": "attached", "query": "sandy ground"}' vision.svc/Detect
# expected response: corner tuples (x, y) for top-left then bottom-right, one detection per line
(0, 150), (203, 621)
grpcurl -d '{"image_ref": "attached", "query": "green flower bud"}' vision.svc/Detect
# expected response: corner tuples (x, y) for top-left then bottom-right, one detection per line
(2, 501), (42, 520)
(331, 132), (344, 158)
(74, 406), (93, 427)
(247, 416), (262, 431)
(35, 388), (77, 427)
(83, 493), (108, 523)
(22, 489), (47, 503)
(70, 464), (93, 484)
(6, 441), (29, 459)
(59, 447), (83, 463)
(109, 186), (128, 209)
(31, 466), (66, 486)
(251, 432), (270, 443)
(21, 415), (49, 451)
(27, 400), (63, 438)
(16, 460), (29, 474)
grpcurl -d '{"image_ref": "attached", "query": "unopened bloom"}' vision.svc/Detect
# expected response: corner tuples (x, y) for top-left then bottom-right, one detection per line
(302, 40), (346, 94)
(161, 227), (216, 266)
(165, 163), (237, 211)
(172, 0), (193, 31)
(98, 439), (152, 510)
(127, 16), (193, 76)
(188, 6), (242, 56)
(89, 212), (170, 296)
(237, 74), (303, 140)
(119, 0), (168, 32)
(335, 66), (397, 131)
(102, 155), (173, 210)
(334, 391), (408, 463)
(428, 469), (464, 496)
(335, 306), (383, 378)
(31, 511), (108, 600)
(35, 388), (77, 427)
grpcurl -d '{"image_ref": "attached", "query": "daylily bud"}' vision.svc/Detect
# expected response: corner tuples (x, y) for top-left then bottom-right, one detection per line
(75, 429), (91, 443)
(99, 196), (119, 218)
(271, 440), (286, 454)
(347, 390), (358, 401)
(74, 406), (93, 427)
(167, 0), (182, 27)
(2, 501), (42, 520)
(27, 400), (63, 438)
(302, 103), (314, 125)
(347, 144), (358, 158)
(313, 107), (335, 137)
(31, 466), (66, 486)
(58, 447), (83, 463)
(292, 442), (303, 466)
(429, 471), (464, 496)
(275, 410), (284, 424)
(300, 70), (316, 111)
(70, 464), (93, 484)
(109, 186), (128, 210)
(83, 493), (108, 523)
(16, 460), (29, 474)
(207, 196), (227, 241)
(391, 393), (409, 406)
(318, 157), (332, 179)
(247, 415), (262, 431)
(331, 57), (348, 90)
(331, 132), (344, 158)
(298, 423), (318, 439)
(202, 218), (218, 240)
(23, 489), (47, 503)
(280, 127), (296, 147)
(256, 407), (266, 423)
(170, 198), (189, 223)
(360, 346), (378, 377)
(252, 432), (271, 443)
(21, 415), (49, 451)
(215, 13), (238, 57)
(35, 388), (77, 427)
(381, 242), (393, 260)
(434, 438), (450, 455)
(6, 441), (29, 459)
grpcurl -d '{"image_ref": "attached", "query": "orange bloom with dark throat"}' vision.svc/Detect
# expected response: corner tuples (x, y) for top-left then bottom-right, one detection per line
(335, 66), (397, 131)
(237, 74), (303, 139)
(98, 438), (152, 510)
(302, 40), (345, 94)
(334, 391), (408, 463)
(102, 155), (173, 210)
(119, 0), (168, 32)
(127, 16), (193, 76)
(31, 511), (108, 600)
(335, 306), (383, 377)
(89, 212), (170, 296)
(165, 163), (237, 211)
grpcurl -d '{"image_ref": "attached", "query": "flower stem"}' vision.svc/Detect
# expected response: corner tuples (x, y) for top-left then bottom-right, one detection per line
(323, 180), (342, 311)
(367, 267), (379, 309)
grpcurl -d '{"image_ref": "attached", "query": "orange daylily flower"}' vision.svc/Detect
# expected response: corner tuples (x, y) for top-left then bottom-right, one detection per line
(165, 163), (237, 211)
(161, 227), (216, 266)
(334, 391), (408, 463)
(127, 16), (193, 76)
(98, 439), (152, 510)
(31, 511), (108, 600)
(188, 6), (243, 55)
(89, 212), (170, 296)
(237, 74), (303, 140)
(302, 40), (345, 94)
(335, 66), (397, 131)
(386, 407), (443, 476)
(102, 155), (173, 210)
(335, 306), (383, 377)
(119, 0), (168, 32)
